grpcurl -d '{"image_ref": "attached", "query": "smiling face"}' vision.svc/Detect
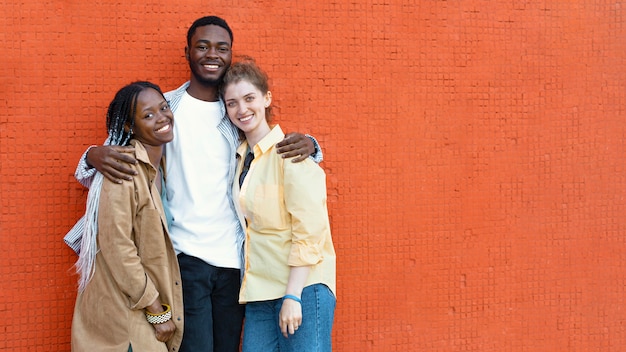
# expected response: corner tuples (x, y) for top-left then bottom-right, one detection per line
(129, 88), (174, 147)
(185, 24), (232, 88)
(224, 79), (272, 141)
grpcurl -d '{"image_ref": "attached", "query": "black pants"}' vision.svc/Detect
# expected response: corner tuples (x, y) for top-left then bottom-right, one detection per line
(177, 253), (245, 352)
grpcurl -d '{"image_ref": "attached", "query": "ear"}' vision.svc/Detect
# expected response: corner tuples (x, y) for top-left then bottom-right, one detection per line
(264, 91), (272, 108)
(123, 122), (132, 134)
(184, 46), (190, 61)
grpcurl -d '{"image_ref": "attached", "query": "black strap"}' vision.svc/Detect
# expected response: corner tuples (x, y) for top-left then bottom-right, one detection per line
(239, 151), (254, 188)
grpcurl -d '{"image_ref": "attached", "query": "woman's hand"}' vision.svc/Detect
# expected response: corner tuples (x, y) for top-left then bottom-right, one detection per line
(146, 299), (176, 342)
(153, 319), (176, 342)
(279, 266), (311, 337)
(279, 298), (303, 338)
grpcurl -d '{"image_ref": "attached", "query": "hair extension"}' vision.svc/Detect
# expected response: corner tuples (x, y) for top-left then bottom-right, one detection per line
(76, 81), (164, 292)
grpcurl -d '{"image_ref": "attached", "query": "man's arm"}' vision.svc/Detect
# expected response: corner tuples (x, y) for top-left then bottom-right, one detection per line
(76, 145), (138, 186)
(66, 142), (139, 254)
(275, 133), (323, 163)
(75, 146), (99, 188)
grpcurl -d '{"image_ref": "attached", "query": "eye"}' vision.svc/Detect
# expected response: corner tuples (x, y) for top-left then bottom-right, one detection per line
(245, 96), (255, 102)
(197, 45), (207, 51)
(218, 46), (230, 53)
(161, 104), (170, 112)
(226, 101), (236, 108)
(144, 113), (154, 119)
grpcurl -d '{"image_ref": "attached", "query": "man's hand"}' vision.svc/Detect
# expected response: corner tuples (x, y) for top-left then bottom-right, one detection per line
(86, 145), (137, 183)
(275, 132), (315, 163)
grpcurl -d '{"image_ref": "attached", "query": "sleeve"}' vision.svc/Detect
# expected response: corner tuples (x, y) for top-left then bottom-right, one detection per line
(65, 140), (109, 253)
(283, 159), (331, 266)
(74, 146), (98, 188)
(305, 134), (324, 164)
(74, 137), (111, 188)
(97, 172), (159, 310)
(63, 215), (85, 254)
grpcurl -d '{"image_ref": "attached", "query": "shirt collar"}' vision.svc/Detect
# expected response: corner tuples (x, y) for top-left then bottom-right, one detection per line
(236, 124), (284, 157)
(255, 124), (285, 154)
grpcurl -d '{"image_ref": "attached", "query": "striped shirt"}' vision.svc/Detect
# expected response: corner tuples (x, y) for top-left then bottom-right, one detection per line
(64, 82), (323, 266)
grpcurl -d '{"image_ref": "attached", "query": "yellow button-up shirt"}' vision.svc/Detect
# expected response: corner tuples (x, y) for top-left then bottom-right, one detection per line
(235, 125), (336, 303)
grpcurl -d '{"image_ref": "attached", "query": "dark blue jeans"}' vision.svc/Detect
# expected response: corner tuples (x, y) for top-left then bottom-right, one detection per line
(178, 253), (245, 352)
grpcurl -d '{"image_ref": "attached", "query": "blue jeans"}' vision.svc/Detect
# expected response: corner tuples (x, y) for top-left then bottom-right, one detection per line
(177, 254), (245, 352)
(242, 284), (336, 352)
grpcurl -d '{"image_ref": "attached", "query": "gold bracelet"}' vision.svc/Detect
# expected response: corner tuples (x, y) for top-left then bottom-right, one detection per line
(145, 304), (172, 324)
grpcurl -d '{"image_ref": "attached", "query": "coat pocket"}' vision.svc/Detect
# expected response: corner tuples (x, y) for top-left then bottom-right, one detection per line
(134, 208), (167, 264)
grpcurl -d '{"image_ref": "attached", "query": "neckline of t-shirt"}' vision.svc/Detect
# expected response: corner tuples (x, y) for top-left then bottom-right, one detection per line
(183, 91), (222, 105)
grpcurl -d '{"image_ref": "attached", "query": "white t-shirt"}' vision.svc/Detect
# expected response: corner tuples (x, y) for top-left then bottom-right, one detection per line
(165, 92), (241, 269)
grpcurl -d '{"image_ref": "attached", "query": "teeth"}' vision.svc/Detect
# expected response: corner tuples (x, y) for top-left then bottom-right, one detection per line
(204, 64), (219, 69)
(156, 124), (170, 133)
(240, 115), (253, 122)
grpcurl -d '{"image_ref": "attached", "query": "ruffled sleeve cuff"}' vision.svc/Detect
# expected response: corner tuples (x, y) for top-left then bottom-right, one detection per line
(306, 134), (323, 164)
(288, 242), (324, 267)
(75, 146), (98, 189)
(129, 274), (160, 310)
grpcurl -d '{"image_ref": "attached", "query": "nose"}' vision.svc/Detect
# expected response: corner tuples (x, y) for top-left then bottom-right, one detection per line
(157, 109), (172, 122)
(205, 46), (219, 58)
(236, 101), (248, 115)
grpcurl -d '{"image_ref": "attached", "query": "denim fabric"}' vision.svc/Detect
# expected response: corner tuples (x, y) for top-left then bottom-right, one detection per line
(242, 284), (336, 352)
(177, 254), (245, 352)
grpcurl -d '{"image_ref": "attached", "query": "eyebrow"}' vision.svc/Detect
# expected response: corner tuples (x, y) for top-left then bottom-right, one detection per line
(196, 39), (231, 46)
(141, 99), (167, 112)
(232, 92), (256, 99)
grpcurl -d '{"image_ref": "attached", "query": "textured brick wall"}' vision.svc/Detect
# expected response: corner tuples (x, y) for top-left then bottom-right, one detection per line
(2, 1), (625, 351)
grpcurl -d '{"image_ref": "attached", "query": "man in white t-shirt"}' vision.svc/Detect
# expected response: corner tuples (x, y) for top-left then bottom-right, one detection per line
(70, 16), (321, 352)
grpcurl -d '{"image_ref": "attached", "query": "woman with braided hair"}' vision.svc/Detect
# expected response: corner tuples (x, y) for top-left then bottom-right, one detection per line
(71, 81), (183, 352)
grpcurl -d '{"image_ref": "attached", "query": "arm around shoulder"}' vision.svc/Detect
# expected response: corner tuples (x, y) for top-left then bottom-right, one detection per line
(74, 146), (98, 189)
(306, 134), (323, 164)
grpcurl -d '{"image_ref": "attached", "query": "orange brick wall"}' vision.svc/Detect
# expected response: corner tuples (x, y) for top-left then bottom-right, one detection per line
(2, 1), (625, 351)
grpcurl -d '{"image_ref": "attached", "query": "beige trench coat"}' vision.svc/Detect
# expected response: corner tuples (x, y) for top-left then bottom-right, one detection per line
(71, 140), (183, 352)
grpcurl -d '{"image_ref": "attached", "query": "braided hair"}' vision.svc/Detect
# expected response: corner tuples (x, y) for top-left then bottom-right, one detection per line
(75, 80), (165, 293)
(106, 81), (164, 146)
